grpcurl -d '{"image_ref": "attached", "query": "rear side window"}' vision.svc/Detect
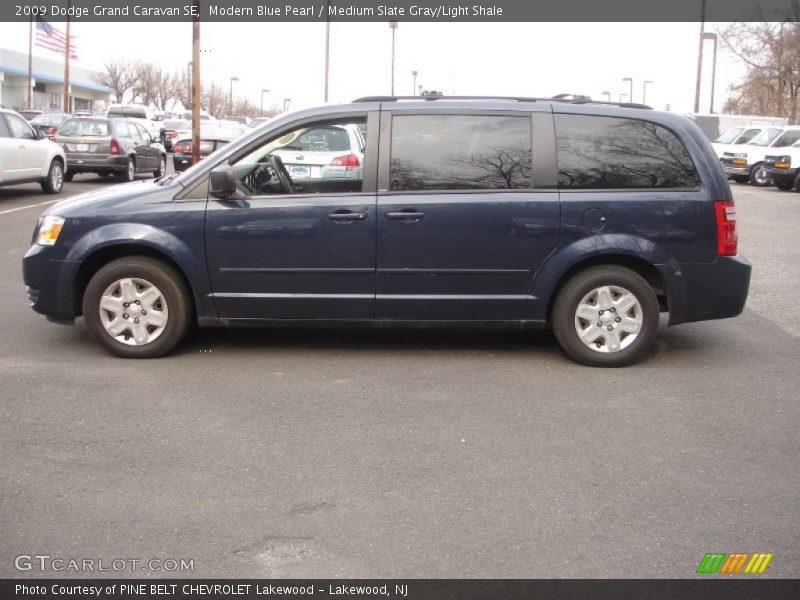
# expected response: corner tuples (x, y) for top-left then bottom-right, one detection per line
(390, 115), (532, 191)
(556, 114), (700, 189)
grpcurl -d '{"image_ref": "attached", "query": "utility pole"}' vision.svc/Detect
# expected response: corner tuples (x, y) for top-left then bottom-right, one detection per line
(693, 0), (706, 113)
(63, 0), (71, 114)
(27, 16), (33, 110)
(191, 0), (201, 165)
(324, 0), (330, 102)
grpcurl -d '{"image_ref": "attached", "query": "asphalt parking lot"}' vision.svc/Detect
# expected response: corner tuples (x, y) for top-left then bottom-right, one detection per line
(0, 170), (798, 579)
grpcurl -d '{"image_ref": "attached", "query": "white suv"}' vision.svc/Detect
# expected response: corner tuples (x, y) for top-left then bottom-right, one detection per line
(106, 104), (166, 143)
(0, 108), (67, 194)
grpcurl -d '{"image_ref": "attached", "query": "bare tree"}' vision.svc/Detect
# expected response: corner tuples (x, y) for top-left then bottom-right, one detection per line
(719, 21), (800, 124)
(131, 64), (176, 111)
(201, 83), (227, 118)
(95, 60), (137, 103)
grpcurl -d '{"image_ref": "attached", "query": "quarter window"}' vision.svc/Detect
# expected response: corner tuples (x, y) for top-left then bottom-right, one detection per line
(389, 115), (532, 191)
(555, 114), (700, 189)
(6, 113), (35, 140)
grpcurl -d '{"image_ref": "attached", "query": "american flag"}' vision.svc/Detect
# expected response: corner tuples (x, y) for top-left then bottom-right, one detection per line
(35, 18), (78, 60)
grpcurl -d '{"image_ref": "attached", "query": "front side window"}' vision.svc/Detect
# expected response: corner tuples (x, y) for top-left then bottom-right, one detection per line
(556, 114), (700, 189)
(772, 130), (800, 147)
(6, 113), (35, 140)
(228, 117), (367, 196)
(0, 115), (10, 138)
(389, 115), (532, 191)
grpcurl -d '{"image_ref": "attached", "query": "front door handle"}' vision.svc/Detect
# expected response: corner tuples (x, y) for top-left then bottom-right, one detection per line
(386, 210), (426, 220)
(328, 211), (367, 221)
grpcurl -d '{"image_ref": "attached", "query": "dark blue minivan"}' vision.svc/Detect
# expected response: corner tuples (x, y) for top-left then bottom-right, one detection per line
(23, 96), (751, 366)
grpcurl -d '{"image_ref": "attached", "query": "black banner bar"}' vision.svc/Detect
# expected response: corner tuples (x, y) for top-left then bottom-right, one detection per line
(3, 579), (800, 600)
(3, 0), (800, 22)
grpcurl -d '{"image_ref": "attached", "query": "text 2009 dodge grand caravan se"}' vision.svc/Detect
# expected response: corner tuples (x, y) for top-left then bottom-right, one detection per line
(23, 96), (751, 367)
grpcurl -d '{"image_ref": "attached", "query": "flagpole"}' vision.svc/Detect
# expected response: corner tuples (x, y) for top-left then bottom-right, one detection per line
(63, 0), (71, 114)
(27, 15), (33, 110)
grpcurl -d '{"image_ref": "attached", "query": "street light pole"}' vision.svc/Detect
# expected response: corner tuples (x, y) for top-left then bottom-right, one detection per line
(702, 32), (718, 113)
(643, 80), (654, 105)
(389, 21), (398, 95)
(283, 98), (290, 112)
(619, 93), (628, 103)
(228, 76), (239, 115)
(412, 70), (418, 96)
(622, 77), (633, 105)
(260, 89), (269, 116)
(693, 0), (706, 113)
(602, 91), (611, 102)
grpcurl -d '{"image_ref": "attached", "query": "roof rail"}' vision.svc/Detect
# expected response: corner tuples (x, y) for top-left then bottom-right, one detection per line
(351, 95), (652, 110)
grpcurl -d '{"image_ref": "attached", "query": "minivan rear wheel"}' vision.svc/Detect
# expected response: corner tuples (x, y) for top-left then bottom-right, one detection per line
(552, 265), (659, 367)
(82, 257), (191, 358)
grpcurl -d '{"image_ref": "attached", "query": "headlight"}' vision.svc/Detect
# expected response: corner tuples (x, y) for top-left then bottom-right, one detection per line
(36, 215), (65, 246)
(775, 156), (791, 169)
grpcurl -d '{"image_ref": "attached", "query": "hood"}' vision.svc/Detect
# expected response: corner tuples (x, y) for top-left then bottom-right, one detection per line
(45, 179), (182, 218)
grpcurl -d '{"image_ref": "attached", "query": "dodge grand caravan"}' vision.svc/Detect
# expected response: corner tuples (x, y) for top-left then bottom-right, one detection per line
(23, 96), (751, 367)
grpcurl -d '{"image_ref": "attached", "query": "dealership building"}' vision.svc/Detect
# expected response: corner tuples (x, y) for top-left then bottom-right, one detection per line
(0, 47), (113, 112)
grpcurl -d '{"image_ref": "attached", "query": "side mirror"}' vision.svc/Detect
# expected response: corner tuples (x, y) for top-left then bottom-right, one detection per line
(209, 164), (236, 198)
(35, 129), (45, 140)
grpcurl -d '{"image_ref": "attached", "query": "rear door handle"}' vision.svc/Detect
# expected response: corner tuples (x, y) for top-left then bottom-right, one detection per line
(386, 211), (426, 220)
(328, 211), (367, 221)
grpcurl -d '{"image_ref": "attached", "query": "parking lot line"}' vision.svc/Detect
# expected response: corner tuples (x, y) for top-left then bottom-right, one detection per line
(0, 199), (59, 216)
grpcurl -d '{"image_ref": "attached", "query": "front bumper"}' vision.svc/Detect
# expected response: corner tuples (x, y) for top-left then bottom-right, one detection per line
(23, 244), (80, 322)
(667, 256), (752, 326)
(765, 166), (798, 180)
(722, 163), (751, 176)
(65, 154), (129, 173)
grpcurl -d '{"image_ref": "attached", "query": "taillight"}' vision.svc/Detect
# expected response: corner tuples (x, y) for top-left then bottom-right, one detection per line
(329, 154), (360, 168)
(181, 142), (192, 154)
(174, 143), (182, 153)
(110, 138), (120, 155)
(714, 200), (737, 256)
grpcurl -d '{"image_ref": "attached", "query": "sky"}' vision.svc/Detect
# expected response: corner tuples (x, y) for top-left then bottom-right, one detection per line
(0, 21), (745, 114)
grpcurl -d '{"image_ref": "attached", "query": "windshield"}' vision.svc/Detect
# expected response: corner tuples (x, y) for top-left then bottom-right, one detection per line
(32, 113), (64, 125)
(715, 127), (744, 144)
(747, 128), (783, 147)
(57, 118), (110, 137)
(164, 120), (190, 130)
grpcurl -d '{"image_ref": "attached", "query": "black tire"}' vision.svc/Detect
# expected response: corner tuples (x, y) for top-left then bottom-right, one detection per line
(120, 157), (135, 182)
(40, 159), (64, 194)
(153, 154), (166, 178)
(794, 172), (800, 192)
(732, 175), (749, 184)
(749, 163), (770, 187)
(552, 265), (660, 367)
(775, 179), (794, 191)
(82, 256), (192, 358)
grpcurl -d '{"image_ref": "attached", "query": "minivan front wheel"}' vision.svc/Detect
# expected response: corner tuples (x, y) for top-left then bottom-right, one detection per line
(552, 266), (659, 367)
(82, 257), (191, 358)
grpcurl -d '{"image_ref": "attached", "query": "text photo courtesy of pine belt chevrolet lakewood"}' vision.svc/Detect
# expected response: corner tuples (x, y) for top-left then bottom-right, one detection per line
(22, 97), (751, 368)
